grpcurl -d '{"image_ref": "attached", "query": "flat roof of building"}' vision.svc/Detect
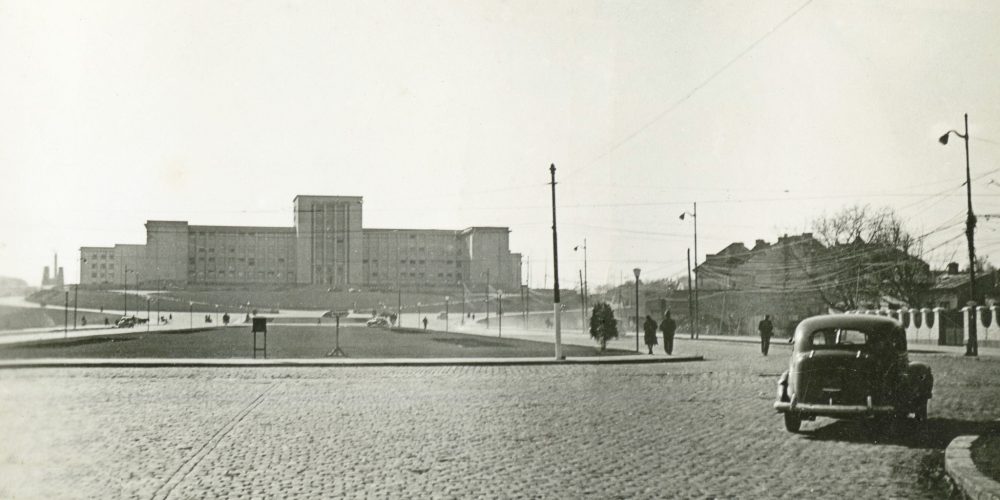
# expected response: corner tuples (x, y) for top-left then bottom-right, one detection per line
(364, 228), (460, 235)
(188, 225), (295, 233)
(293, 195), (363, 202)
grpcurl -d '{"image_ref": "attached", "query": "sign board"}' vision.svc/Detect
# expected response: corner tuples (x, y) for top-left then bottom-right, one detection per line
(252, 317), (267, 333)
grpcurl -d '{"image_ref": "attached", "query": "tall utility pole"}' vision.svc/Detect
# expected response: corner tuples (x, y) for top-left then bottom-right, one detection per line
(574, 239), (588, 316)
(485, 269), (491, 329)
(579, 269), (586, 334)
(64, 290), (69, 337)
(73, 284), (78, 330)
(461, 284), (466, 325)
(633, 268), (641, 352)
(123, 263), (128, 316)
(940, 113), (978, 356)
(687, 249), (694, 340)
(550, 164), (563, 360)
(693, 202), (699, 339)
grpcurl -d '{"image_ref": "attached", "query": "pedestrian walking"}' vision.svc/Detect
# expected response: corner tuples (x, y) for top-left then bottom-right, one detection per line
(422, 316), (428, 330)
(758, 314), (774, 356)
(660, 311), (677, 355)
(643, 315), (658, 355)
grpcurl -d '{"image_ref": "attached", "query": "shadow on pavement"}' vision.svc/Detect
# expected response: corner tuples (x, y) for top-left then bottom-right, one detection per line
(803, 418), (1000, 449)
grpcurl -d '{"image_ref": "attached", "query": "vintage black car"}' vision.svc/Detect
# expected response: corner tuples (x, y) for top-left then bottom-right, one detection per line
(773, 314), (933, 433)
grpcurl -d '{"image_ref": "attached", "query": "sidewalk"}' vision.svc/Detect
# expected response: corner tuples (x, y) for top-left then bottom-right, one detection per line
(408, 312), (1000, 358)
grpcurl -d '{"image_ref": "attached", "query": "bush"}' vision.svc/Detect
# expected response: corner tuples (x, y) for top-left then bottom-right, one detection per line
(589, 302), (619, 351)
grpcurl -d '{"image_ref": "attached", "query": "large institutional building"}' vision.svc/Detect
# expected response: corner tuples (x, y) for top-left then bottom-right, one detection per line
(81, 195), (522, 291)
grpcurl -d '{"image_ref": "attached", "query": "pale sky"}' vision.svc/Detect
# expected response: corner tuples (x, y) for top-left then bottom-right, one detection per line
(2, 0), (1000, 288)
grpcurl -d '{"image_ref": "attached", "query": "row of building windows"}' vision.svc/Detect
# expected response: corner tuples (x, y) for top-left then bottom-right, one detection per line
(378, 272), (463, 279)
(187, 270), (296, 279)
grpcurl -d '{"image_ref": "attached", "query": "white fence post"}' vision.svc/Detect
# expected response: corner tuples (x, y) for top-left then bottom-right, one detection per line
(961, 305), (973, 347)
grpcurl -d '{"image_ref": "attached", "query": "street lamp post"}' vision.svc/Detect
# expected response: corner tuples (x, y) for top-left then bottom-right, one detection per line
(498, 290), (503, 338)
(189, 301), (194, 330)
(574, 239), (588, 316)
(521, 284), (528, 329)
(73, 283), (78, 330)
(484, 269), (491, 329)
(123, 263), (128, 317)
(461, 284), (466, 325)
(146, 298), (151, 332)
(633, 268), (641, 353)
(445, 296), (450, 332)
(680, 205), (699, 338)
(215, 304), (219, 325)
(940, 113), (978, 356)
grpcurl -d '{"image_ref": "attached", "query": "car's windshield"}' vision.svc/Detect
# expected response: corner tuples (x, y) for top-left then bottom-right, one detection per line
(803, 328), (890, 350)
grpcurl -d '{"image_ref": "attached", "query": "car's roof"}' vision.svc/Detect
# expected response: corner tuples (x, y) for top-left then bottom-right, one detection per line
(795, 314), (902, 335)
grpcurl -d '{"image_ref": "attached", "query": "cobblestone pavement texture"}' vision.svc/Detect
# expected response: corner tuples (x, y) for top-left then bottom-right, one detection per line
(1, 342), (998, 499)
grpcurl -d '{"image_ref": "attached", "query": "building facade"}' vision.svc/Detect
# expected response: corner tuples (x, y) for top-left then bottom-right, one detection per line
(80, 195), (522, 291)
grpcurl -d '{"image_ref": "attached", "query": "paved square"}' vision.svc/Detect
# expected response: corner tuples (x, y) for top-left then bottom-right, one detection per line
(1, 341), (997, 499)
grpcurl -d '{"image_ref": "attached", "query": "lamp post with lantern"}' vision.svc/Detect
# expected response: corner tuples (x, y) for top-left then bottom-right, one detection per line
(633, 268), (641, 353)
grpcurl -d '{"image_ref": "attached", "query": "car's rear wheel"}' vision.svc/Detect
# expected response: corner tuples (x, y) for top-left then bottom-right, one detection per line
(869, 415), (895, 437)
(783, 413), (802, 433)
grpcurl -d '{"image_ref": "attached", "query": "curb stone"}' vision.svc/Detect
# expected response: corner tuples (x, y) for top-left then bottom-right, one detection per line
(946, 435), (1000, 500)
(0, 355), (704, 369)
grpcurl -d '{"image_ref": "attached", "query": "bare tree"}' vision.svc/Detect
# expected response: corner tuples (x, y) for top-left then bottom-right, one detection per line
(808, 205), (932, 310)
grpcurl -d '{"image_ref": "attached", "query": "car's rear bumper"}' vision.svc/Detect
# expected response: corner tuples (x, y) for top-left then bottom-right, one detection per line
(773, 401), (895, 416)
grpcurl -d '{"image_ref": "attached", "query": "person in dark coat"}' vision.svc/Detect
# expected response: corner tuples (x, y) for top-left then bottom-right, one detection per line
(660, 311), (677, 355)
(758, 314), (774, 356)
(643, 315), (658, 354)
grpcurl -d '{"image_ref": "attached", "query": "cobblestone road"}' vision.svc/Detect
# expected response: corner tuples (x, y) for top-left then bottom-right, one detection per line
(1, 342), (998, 499)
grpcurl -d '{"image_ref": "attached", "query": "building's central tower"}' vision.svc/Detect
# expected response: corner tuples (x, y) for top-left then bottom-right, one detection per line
(293, 195), (364, 286)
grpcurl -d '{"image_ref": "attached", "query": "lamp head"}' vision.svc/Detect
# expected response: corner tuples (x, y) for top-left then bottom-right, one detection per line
(633, 268), (641, 279)
(939, 132), (950, 145)
(678, 213), (685, 221)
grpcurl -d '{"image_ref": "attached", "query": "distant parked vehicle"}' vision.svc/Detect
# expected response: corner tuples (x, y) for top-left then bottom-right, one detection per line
(366, 316), (391, 328)
(115, 316), (137, 328)
(774, 314), (933, 433)
(115, 316), (148, 328)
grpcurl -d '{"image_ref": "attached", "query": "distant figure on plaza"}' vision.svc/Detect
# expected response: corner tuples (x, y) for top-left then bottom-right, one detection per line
(169, 313), (172, 320)
(81, 316), (87, 326)
(545, 317), (553, 329)
(643, 315), (658, 355)
(223, 313), (230, 325)
(99, 306), (104, 313)
(422, 316), (428, 330)
(104, 318), (109, 326)
(758, 314), (774, 356)
(660, 311), (677, 355)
